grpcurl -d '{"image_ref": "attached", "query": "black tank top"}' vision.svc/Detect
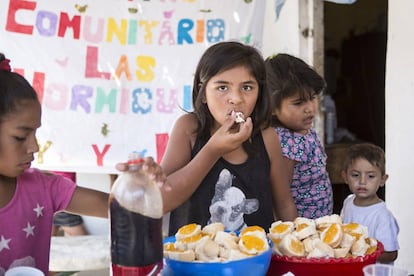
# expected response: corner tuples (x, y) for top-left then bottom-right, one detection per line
(168, 132), (274, 235)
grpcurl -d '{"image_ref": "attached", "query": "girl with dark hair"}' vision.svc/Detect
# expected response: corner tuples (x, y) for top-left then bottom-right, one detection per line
(265, 53), (333, 219)
(0, 53), (164, 274)
(158, 42), (297, 235)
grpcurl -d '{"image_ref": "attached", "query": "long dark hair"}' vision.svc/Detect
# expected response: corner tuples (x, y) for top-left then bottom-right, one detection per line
(192, 41), (271, 144)
(0, 53), (38, 122)
(265, 53), (326, 127)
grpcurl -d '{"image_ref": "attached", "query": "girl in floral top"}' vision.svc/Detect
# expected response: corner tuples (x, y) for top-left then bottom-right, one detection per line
(265, 53), (333, 219)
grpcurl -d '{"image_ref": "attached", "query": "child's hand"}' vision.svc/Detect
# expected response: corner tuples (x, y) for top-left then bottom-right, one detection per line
(207, 114), (253, 155)
(115, 157), (170, 190)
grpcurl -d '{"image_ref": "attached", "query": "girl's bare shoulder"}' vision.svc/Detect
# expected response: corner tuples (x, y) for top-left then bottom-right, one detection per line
(261, 126), (279, 144)
(261, 126), (281, 158)
(172, 113), (198, 134)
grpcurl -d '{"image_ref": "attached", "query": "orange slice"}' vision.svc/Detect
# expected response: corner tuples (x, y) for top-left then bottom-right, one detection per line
(365, 237), (378, 255)
(342, 222), (368, 240)
(278, 234), (305, 257)
(240, 225), (266, 236)
(320, 222), (343, 248)
(268, 221), (294, 240)
(238, 233), (269, 255)
(175, 223), (201, 240)
(240, 225), (267, 240)
(166, 249), (196, 262)
(315, 214), (342, 230)
(164, 242), (176, 252)
(293, 222), (317, 240)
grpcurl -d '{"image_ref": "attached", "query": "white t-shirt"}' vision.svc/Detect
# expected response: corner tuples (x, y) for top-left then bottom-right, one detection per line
(340, 194), (400, 252)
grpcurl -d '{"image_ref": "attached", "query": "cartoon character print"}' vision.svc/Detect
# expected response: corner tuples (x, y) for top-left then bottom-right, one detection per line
(208, 169), (259, 232)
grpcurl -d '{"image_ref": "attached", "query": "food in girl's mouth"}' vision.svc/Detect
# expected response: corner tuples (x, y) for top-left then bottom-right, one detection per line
(234, 111), (245, 123)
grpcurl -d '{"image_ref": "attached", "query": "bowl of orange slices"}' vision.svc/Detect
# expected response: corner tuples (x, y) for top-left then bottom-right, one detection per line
(266, 215), (384, 276)
(163, 223), (273, 276)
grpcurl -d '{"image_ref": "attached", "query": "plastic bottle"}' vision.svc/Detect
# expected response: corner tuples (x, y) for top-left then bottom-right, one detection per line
(110, 152), (164, 275)
(322, 94), (337, 145)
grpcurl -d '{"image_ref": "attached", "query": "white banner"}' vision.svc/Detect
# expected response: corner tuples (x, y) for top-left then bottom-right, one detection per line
(0, 0), (265, 173)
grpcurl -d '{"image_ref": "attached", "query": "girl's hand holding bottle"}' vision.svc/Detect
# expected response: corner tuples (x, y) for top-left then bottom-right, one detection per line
(115, 156), (169, 190)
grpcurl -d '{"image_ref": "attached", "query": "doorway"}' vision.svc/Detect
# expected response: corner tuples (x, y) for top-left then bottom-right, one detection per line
(323, 0), (388, 213)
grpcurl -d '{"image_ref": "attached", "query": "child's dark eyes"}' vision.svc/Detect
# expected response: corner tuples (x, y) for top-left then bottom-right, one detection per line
(292, 93), (317, 105)
(242, 85), (253, 91)
(14, 136), (26, 142)
(217, 85), (254, 92)
(218, 85), (228, 91)
(350, 173), (378, 179)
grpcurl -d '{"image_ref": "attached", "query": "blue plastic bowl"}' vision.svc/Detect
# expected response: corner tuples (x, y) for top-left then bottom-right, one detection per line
(162, 235), (273, 276)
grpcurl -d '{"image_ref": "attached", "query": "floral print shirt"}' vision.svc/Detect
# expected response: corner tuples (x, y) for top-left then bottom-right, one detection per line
(276, 127), (333, 218)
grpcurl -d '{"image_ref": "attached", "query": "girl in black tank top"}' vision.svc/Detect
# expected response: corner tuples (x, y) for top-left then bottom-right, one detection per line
(169, 132), (274, 235)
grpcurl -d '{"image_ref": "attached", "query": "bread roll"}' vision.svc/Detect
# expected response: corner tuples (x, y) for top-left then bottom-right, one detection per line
(293, 221), (317, 240)
(214, 231), (239, 250)
(278, 234), (305, 257)
(334, 247), (350, 258)
(320, 223), (343, 248)
(268, 220), (294, 241)
(195, 238), (220, 262)
(238, 234), (269, 255)
(227, 249), (251, 260)
(307, 243), (334, 258)
(340, 233), (356, 249)
(351, 236), (370, 256)
(166, 249), (196, 262)
(202, 222), (225, 239)
(315, 214), (342, 229)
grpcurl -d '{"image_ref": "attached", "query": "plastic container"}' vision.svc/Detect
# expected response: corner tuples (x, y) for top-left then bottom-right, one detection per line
(110, 152), (164, 275)
(266, 242), (383, 276)
(5, 266), (44, 276)
(163, 235), (273, 276)
(363, 264), (408, 276)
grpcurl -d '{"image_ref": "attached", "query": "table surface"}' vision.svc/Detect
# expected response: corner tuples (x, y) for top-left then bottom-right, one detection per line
(49, 235), (110, 272)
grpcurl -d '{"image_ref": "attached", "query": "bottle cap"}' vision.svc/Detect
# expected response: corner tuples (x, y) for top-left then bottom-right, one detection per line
(127, 151), (144, 165)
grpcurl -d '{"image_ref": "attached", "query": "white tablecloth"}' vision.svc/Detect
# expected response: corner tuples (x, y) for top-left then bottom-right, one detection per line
(49, 235), (110, 272)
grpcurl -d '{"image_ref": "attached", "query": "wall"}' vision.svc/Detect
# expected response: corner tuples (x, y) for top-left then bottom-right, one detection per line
(386, 0), (414, 272)
(262, 0), (300, 58)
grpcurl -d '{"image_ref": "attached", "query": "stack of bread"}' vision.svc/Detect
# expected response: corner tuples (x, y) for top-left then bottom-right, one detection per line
(267, 214), (378, 259)
(164, 223), (270, 262)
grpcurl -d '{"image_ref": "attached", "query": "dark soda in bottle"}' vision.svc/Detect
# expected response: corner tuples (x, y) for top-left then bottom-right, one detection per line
(110, 153), (163, 275)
